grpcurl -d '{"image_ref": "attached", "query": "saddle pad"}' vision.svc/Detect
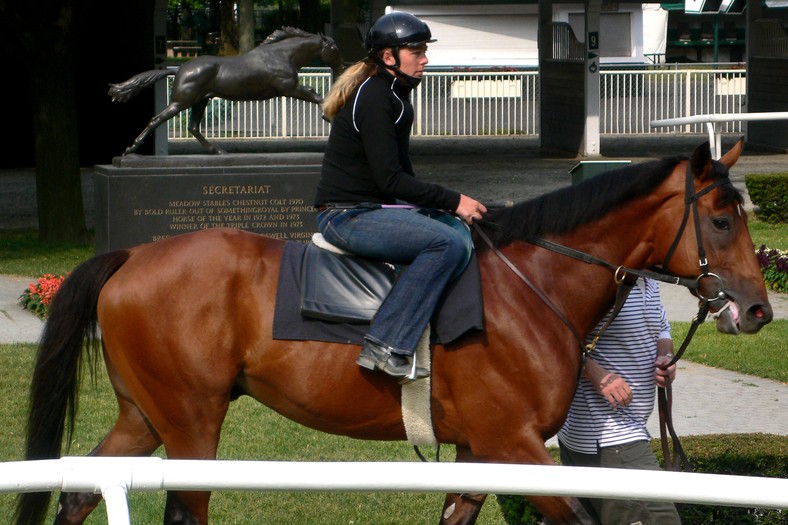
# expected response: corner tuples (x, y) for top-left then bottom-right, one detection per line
(300, 243), (398, 324)
(273, 242), (484, 345)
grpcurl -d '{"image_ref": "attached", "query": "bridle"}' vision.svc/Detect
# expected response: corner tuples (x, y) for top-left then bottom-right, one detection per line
(474, 158), (734, 471)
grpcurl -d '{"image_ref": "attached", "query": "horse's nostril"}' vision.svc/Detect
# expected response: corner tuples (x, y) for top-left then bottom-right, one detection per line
(749, 304), (773, 324)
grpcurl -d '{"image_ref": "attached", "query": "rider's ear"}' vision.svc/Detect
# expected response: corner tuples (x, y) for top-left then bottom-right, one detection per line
(381, 48), (397, 67)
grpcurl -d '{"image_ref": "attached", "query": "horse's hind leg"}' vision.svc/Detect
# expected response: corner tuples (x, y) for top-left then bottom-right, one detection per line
(185, 99), (224, 154)
(124, 102), (186, 155)
(53, 396), (163, 524)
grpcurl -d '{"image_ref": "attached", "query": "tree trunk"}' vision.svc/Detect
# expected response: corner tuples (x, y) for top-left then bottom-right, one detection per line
(29, 33), (88, 243)
(0, 0), (88, 243)
(238, 0), (255, 54)
(299, 0), (323, 34)
(220, 0), (239, 55)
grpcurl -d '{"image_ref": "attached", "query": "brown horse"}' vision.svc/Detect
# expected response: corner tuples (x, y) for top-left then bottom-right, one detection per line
(16, 140), (772, 525)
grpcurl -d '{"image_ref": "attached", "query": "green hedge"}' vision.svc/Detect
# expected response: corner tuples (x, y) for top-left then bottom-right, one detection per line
(497, 433), (787, 525)
(746, 173), (788, 224)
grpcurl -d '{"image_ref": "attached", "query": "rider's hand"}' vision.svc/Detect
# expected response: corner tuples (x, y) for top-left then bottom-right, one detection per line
(455, 195), (487, 225)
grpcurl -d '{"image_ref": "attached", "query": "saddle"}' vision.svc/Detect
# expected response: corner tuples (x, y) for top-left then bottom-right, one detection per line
(300, 233), (398, 324)
(299, 209), (475, 324)
(272, 235), (484, 346)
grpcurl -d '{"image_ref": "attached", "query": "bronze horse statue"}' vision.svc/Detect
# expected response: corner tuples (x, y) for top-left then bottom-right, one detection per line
(109, 27), (344, 155)
(15, 141), (772, 524)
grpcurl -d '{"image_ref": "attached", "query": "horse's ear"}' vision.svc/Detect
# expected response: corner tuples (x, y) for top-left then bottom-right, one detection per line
(719, 136), (744, 169)
(690, 141), (713, 181)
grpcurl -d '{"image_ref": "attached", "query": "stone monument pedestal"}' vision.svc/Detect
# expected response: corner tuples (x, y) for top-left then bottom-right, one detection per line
(94, 153), (322, 253)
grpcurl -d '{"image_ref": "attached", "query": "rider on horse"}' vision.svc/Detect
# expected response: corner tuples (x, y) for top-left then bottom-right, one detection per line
(314, 12), (488, 381)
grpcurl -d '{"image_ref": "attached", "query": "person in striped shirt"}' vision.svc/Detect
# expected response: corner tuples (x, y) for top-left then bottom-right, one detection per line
(557, 277), (681, 525)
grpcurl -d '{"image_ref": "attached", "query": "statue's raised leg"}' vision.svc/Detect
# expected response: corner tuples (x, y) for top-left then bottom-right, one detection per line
(124, 102), (187, 155)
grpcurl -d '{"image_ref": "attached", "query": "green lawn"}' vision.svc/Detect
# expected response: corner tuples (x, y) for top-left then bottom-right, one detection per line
(673, 319), (788, 382)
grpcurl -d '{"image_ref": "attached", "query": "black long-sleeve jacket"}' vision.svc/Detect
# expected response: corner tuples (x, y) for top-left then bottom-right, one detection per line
(314, 68), (461, 211)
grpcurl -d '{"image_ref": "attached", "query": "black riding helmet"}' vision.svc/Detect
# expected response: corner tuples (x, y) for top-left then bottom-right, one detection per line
(365, 12), (436, 55)
(365, 12), (436, 86)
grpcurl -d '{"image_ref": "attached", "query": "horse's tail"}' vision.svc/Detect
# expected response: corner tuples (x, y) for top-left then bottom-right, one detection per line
(108, 69), (172, 103)
(14, 250), (130, 525)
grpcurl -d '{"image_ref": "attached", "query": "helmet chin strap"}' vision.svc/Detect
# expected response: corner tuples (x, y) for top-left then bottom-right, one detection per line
(374, 48), (423, 88)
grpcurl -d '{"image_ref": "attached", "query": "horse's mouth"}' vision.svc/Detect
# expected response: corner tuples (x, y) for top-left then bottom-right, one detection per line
(712, 300), (741, 334)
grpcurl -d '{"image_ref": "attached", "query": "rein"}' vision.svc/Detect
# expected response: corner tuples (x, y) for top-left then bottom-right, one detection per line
(475, 161), (733, 472)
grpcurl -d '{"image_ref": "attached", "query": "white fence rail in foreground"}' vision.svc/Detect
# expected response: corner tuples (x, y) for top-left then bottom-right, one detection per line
(3, 457), (787, 525)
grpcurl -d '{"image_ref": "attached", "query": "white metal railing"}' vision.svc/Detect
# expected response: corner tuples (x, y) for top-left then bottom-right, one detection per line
(166, 65), (749, 141)
(4, 457), (787, 525)
(413, 70), (540, 136)
(601, 66), (747, 135)
(652, 111), (788, 158)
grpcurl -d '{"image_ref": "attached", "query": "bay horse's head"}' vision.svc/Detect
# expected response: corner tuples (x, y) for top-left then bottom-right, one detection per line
(654, 139), (772, 334)
(319, 34), (345, 75)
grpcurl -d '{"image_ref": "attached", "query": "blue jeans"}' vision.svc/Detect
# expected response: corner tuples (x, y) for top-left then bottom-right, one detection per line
(317, 207), (469, 354)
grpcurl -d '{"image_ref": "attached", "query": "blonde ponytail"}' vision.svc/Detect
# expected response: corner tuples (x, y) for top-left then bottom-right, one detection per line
(322, 59), (379, 120)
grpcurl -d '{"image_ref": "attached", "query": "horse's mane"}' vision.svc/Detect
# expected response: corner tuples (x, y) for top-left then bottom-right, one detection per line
(479, 155), (741, 248)
(262, 26), (317, 45)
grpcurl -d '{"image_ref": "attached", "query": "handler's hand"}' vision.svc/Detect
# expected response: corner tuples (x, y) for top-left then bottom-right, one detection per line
(584, 358), (632, 409)
(655, 355), (677, 388)
(456, 195), (487, 225)
(596, 372), (633, 409)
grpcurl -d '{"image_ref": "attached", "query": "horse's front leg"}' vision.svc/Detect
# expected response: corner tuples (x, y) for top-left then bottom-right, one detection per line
(284, 85), (324, 105)
(439, 445), (597, 525)
(440, 491), (487, 525)
(439, 446), (488, 525)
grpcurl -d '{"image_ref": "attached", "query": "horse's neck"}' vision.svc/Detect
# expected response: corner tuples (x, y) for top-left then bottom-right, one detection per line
(280, 38), (321, 68)
(509, 205), (656, 338)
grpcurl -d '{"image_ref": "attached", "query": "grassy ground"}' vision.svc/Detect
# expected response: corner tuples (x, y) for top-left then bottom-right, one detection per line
(748, 220), (786, 250)
(672, 320), (788, 382)
(0, 229), (94, 277)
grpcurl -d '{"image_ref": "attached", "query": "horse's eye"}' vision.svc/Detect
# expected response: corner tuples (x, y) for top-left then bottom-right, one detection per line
(712, 218), (731, 231)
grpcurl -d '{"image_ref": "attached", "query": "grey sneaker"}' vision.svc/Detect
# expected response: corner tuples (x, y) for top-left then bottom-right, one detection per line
(356, 339), (429, 380)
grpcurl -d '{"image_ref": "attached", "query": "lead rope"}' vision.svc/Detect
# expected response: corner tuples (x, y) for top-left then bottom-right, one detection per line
(657, 162), (727, 473)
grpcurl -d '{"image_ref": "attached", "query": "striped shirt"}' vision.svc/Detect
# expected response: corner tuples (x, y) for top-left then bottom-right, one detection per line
(558, 278), (671, 454)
